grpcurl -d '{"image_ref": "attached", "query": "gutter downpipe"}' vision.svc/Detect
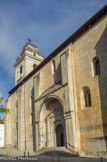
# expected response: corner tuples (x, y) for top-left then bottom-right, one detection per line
(24, 83), (27, 150)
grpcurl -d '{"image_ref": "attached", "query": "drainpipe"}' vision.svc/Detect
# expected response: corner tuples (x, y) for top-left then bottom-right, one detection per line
(24, 83), (26, 150)
(32, 86), (36, 151)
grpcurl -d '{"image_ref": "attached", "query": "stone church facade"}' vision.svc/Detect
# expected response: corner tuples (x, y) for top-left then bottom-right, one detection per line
(5, 5), (107, 156)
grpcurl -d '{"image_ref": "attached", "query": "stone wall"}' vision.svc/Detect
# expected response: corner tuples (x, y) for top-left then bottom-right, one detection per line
(72, 15), (107, 155)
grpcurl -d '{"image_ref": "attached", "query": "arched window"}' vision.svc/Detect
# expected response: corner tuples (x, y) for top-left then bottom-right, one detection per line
(20, 65), (22, 74)
(93, 57), (100, 76)
(33, 64), (37, 69)
(83, 86), (92, 107)
(33, 53), (36, 57)
(52, 60), (56, 74)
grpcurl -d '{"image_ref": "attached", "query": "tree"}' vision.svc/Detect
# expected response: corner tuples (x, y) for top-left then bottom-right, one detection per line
(0, 97), (8, 115)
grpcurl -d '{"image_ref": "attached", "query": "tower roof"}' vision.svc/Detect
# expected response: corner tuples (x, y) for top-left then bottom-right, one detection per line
(22, 43), (42, 57)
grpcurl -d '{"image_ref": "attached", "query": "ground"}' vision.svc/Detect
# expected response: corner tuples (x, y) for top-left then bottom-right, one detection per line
(0, 151), (107, 162)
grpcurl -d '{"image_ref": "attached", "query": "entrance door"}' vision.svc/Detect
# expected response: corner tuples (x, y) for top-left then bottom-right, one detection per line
(56, 125), (64, 147)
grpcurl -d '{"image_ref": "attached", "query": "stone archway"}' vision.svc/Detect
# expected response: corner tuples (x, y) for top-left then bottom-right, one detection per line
(39, 96), (66, 149)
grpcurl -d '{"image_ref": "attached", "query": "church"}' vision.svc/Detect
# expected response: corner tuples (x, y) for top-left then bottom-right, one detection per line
(5, 5), (107, 157)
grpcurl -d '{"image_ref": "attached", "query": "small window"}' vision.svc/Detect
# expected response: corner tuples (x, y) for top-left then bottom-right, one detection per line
(83, 86), (92, 107)
(33, 64), (37, 69)
(93, 57), (100, 76)
(20, 66), (22, 74)
(52, 60), (56, 73)
(33, 53), (36, 56)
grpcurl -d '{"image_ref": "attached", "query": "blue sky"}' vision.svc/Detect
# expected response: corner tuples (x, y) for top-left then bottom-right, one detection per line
(0, 0), (106, 103)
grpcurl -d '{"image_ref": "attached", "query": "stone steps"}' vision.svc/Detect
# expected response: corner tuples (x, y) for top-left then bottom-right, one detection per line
(37, 147), (78, 157)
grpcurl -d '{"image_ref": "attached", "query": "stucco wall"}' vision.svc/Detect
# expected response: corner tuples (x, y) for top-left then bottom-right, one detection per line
(0, 124), (4, 147)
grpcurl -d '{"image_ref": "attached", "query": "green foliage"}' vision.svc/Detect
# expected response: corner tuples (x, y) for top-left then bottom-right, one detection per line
(0, 97), (8, 113)
(0, 107), (8, 113)
(0, 97), (3, 103)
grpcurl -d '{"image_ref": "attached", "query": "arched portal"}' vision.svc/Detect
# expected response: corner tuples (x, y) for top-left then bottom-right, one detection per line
(39, 96), (66, 149)
(56, 124), (64, 147)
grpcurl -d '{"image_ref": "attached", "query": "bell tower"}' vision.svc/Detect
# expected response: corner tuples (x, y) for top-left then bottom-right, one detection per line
(14, 43), (43, 85)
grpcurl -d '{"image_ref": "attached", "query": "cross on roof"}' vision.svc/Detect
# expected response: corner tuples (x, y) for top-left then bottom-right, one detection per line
(27, 37), (32, 44)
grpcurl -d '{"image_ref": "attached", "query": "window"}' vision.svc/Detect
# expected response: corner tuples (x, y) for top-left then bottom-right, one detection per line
(33, 64), (37, 69)
(33, 53), (36, 57)
(30, 96), (32, 109)
(83, 86), (92, 107)
(20, 66), (22, 74)
(95, 59), (100, 75)
(52, 60), (56, 73)
(93, 57), (100, 76)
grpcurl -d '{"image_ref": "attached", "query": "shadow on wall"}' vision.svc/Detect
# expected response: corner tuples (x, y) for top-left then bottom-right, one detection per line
(54, 63), (62, 85)
(31, 87), (36, 151)
(95, 25), (107, 148)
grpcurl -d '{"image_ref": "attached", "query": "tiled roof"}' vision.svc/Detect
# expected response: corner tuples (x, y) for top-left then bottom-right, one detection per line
(0, 120), (4, 124)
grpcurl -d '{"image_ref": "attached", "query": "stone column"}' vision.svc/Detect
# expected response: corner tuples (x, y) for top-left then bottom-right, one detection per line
(45, 118), (50, 147)
(35, 121), (40, 151)
(64, 113), (75, 151)
(17, 86), (26, 151)
(60, 51), (68, 85)
(67, 44), (78, 150)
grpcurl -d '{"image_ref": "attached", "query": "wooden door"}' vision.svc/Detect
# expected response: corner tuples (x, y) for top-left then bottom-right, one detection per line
(56, 125), (64, 147)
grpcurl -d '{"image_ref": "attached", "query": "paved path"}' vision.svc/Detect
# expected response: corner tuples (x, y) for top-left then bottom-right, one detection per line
(0, 149), (107, 162)
(38, 155), (107, 162)
(0, 155), (107, 162)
